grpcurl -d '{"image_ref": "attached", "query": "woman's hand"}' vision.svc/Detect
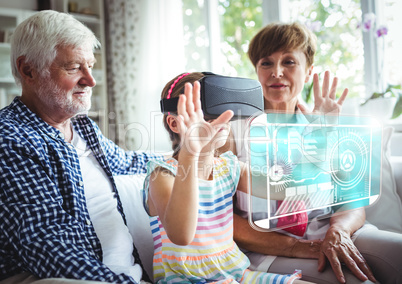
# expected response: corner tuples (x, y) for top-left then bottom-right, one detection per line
(318, 225), (376, 283)
(176, 81), (233, 156)
(298, 71), (348, 116)
(291, 239), (323, 259)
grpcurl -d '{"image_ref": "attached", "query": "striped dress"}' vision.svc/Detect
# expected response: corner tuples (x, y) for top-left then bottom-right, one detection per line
(143, 152), (301, 283)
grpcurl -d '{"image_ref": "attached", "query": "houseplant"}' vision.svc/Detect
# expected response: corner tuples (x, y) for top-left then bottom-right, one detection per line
(357, 12), (402, 120)
(360, 84), (402, 120)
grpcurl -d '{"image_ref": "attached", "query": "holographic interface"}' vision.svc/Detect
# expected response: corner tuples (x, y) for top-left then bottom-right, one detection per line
(246, 112), (382, 232)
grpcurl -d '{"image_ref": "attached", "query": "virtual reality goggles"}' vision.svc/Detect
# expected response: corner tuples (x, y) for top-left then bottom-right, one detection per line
(160, 72), (264, 120)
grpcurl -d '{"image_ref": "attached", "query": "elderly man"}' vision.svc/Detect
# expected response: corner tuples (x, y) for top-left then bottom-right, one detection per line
(0, 10), (162, 284)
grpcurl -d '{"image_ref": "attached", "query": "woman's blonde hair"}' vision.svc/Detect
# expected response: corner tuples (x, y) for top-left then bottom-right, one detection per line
(248, 22), (317, 69)
(161, 72), (205, 154)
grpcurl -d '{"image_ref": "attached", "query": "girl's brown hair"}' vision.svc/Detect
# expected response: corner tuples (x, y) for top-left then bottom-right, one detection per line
(248, 22), (317, 70)
(161, 72), (205, 154)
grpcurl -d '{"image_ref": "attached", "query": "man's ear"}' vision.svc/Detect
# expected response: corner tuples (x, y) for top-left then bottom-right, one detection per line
(305, 65), (314, 83)
(16, 56), (37, 83)
(166, 115), (180, 134)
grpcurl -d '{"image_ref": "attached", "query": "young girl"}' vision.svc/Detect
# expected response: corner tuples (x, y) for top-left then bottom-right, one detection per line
(142, 72), (309, 283)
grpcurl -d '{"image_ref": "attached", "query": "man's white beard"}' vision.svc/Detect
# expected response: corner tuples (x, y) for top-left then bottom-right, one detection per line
(37, 74), (92, 117)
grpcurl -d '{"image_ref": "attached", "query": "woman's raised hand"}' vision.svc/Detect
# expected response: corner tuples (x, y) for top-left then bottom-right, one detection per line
(176, 82), (234, 156)
(298, 71), (348, 115)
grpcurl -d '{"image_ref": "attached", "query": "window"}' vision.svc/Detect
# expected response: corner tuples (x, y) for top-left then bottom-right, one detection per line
(182, 0), (262, 78)
(383, 0), (402, 86)
(285, 0), (365, 98)
(182, 0), (212, 73)
(183, 0), (389, 101)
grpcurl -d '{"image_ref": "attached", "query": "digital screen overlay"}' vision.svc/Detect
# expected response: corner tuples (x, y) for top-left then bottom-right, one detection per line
(245, 112), (383, 232)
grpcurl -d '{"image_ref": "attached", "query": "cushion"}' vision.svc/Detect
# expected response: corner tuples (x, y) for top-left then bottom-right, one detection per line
(365, 127), (402, 233)
(113, 174), (154, 281)
(391, 156), (402, 202)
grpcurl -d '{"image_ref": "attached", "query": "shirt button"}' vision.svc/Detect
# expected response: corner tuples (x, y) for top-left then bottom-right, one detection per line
(78, 181), (84, 187)
(86, 219), (91, 225)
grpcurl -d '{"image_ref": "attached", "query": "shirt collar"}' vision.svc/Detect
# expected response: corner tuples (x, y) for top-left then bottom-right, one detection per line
(9, 97), (75, 142)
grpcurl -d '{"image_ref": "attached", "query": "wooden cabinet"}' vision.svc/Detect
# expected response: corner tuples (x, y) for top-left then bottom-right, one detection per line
(0, 0), (108, 135)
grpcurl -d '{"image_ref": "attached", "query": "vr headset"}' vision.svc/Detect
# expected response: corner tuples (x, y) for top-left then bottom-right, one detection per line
(160, 72), (264, 120)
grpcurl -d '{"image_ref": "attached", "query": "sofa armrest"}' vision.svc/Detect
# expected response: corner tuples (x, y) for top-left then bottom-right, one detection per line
(365, 127), (402, 233)
(390, 156), (402, 202)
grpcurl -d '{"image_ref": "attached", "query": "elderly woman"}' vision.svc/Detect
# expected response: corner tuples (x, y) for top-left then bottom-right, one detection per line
(228, 22), (402, 284)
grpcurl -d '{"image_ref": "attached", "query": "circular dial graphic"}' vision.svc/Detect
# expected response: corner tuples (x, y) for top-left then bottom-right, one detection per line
(330, 132), (368, 190)
(269, 164), (284, 182)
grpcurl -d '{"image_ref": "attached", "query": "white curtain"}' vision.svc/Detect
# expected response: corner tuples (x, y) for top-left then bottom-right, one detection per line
(105, 0), (185, 154)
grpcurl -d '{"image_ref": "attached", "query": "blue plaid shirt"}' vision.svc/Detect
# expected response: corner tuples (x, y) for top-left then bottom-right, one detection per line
(0, 98), (163, 283)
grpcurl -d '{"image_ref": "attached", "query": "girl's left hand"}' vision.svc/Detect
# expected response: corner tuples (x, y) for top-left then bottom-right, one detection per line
(176, 81), (233, 156)
(298, 71), (348, 115)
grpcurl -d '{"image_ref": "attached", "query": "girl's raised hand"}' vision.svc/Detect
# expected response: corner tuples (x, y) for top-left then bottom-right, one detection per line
(298, 71), (348, 116)
(176, 82), (233, 156)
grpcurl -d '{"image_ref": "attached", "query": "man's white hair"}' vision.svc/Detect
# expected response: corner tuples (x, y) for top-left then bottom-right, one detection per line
(11, 10), (100, 85)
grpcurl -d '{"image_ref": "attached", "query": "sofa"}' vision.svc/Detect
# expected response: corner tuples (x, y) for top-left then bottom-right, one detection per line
(114, 126), (402, 282)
